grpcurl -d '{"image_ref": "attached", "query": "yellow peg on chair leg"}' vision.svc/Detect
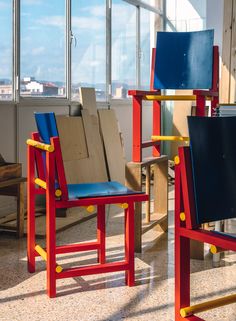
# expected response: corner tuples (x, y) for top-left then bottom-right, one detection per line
(82, 205), (95, 213)
(180, 212), (186, 222)
(116, 203), (129, 209)
(174, 156), (180, 165)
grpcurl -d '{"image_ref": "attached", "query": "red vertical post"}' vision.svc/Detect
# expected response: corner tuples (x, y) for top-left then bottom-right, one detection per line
(27, 145), (36, 273)
(97, 204), (106, 264)
(195, 95), (206, 117)
(150, 48), (156, 91)
(125, 202), (135, 286)
(153, 100), (161, 156)
(46, 148), (56, 298)
(133, 96), (142, 162)
(175, 158), (190, 321)
(211, 46), (219, 116)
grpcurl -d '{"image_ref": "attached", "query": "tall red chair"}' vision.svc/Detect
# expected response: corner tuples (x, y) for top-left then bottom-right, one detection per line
(128, 30), (219, 162)
(175, 116), (236, 320)
(26, 112), (148, 298)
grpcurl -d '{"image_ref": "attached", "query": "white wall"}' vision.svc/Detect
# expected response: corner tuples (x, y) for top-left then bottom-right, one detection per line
(206, 0), (224, 55)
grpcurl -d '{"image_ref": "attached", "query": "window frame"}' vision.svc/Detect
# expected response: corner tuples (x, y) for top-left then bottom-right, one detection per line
(0, 0), (166, 105)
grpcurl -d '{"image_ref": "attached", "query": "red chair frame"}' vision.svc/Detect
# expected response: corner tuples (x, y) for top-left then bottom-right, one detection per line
(128, 46), (219, 162)
(175, 146), (236, 320)
(27, 132), (148, 298)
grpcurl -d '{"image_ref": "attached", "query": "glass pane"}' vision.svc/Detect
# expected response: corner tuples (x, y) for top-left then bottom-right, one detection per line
(71, 0), (106, 101)
(112, 0), (136, 99)
(0, 1), (13, 100)
(166, 0), (206, 31)
(20, 0), (66, 97)
(140, 9), (151, 90)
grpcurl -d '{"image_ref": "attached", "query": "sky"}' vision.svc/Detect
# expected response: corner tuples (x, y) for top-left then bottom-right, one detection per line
(0, 0), (205, 89)
(0, 0), (152, 88)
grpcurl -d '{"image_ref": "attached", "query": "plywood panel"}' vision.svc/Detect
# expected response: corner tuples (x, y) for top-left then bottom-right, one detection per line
(81, 110), (108, 182)
(98, 109), (126, 184)
(56, 113), (107, 184)
(79, 87), (97, 116)
(220, 0), (233, 103)
(56, 115), (88, 161)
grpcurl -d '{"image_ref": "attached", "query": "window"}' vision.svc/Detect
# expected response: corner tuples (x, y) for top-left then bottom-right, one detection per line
(20, 0), (66, 97)
(166, 0), (206, 31)
(0, 1), (13, 100)
(71, 0), (106, 101)
(0, 0), (164, 102)
(112, 0), (136, 99)
(140, 8), (152, 90)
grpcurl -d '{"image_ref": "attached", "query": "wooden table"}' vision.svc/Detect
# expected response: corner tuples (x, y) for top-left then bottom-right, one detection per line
(0, 177), (26, 237)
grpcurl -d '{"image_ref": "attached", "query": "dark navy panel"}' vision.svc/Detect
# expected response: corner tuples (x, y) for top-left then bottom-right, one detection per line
(154, 30), (214, 90)
(35, 112), (59, 144)
(188, 116), (236, 224)
(67, 181), (143, 200)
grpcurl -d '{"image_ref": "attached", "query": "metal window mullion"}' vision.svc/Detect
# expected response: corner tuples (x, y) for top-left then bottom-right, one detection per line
(66, 0), (71, 101)
(13, 0), (20, 102)
(122, 0), (162, 15)
(13, 0), (20, 163)
(106, 0), (112, 105)
(136, 6), (141, 89)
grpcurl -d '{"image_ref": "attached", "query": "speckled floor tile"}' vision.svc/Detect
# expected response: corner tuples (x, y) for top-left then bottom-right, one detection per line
(1, 186), (236, 321)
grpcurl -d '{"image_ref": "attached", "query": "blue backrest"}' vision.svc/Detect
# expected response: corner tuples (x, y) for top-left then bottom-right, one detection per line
(154, 30), (214, 90)
(34, 112), (67, 195)
(34, 112), (59, 144)
(188, 116), (236, 224)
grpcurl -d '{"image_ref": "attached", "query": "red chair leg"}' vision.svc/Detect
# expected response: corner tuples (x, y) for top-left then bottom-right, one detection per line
(27, 145), (36, 273)
(97, 204), (106, 264)
(46, 152), (56, 298)
(175, 233), (190, 321)
(125, 202), (135, 286)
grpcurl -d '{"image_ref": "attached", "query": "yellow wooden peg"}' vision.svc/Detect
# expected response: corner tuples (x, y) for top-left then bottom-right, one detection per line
(35, 245), (63, 273)
(35, 178), (62, 197)
(82, 205), (95, 213)
(174, 156), (180, 165)
(180, 293), (236, 317)
(180, 212), (186, 221)
(151, 135), (189, 142)
(210, 245), (225, 254)
(116, 203), (129, 209)
(26, 139), (54, 152)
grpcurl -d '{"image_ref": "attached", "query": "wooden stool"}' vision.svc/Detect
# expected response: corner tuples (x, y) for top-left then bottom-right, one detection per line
(126, 155), (168, 252)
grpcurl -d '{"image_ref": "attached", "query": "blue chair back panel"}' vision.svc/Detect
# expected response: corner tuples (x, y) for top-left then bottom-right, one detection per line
(35, 112), (59, 144)
(154, 30), (214, 90)
(188, 116), (236, 224)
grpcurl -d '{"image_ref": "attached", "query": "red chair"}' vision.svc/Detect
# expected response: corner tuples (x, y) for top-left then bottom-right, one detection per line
(175, 116), (236, 320)
(128, 30), (219, 162)
(26, 112), (148, 298)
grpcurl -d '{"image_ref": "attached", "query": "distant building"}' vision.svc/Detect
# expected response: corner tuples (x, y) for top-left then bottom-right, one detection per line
(21, 78), (59, 96)
(0, 84), (12, 100)
(114, 86), (127, 99)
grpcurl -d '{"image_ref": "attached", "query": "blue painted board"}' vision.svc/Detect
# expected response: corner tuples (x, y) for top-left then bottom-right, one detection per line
(35, 112), (59, 144)
(68, 181), (143, 200)
(188, 116), (236, 224)
(154, 30), (214, 90)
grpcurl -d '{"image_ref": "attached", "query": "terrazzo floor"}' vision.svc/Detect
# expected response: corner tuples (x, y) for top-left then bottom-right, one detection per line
(1, 187), (236, 321)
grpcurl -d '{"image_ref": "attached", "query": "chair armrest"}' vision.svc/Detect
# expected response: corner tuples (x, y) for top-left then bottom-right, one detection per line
(26, 139), (54, 152)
